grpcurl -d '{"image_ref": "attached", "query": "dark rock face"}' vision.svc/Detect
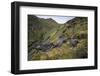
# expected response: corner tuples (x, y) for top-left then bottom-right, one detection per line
(55, 35), (67, 47)
(35, 43), (54, 52)
(29, 35), (67, 52)
(70, 38), (79, 47)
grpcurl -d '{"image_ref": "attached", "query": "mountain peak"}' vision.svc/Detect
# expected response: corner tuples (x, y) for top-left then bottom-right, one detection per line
(64, 17), (87, 27)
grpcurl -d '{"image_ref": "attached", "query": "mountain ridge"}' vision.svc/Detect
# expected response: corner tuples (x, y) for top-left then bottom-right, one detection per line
(28, 15), (88, 60)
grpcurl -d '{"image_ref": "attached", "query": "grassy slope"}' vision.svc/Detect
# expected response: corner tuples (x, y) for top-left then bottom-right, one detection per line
(28, 16), (88, 60)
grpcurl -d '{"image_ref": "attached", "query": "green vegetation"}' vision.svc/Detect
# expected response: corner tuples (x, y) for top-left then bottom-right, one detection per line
(28, 15), (88, 61)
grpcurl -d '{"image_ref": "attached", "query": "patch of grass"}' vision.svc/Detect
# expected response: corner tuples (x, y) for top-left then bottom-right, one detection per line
(28, 16), (88, 60)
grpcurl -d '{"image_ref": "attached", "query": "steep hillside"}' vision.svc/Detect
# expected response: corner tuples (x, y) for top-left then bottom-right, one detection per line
(28, 15), (88, 60)
(28, 15), (60, 50)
